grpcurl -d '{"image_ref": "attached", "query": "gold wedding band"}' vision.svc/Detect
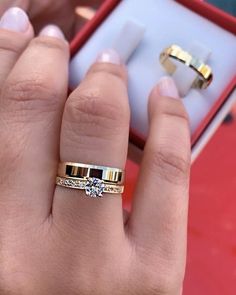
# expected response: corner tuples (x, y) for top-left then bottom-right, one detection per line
(160, 45), (213, 89)
(56, 162), (125, 198)
(58, 162), (124, 184)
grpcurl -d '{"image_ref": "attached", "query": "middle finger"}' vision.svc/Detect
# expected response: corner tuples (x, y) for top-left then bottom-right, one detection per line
(54, 49), (130, 237)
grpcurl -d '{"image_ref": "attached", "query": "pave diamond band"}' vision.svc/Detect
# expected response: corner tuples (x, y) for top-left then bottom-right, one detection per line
(56, 176), (124, 198)
(57, 162), (125, 198)
(160, 45), (213, 89)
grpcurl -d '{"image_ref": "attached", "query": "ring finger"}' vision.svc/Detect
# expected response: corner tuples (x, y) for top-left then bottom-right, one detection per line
(54, 49), (130, 238)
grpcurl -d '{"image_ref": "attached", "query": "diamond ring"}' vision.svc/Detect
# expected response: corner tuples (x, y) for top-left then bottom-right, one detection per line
(56, 162), (125, 198)
(56, 177), (124, 198)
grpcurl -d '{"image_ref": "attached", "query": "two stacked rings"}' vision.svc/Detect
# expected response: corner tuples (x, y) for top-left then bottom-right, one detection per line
(56, 162), (125, 198)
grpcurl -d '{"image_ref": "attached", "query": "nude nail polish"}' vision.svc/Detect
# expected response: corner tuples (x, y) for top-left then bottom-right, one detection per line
(39, 24), (65, 40)
(0, 7), (29, 32)
(156, 76), (180, 99)
(96, 49), (121, 65)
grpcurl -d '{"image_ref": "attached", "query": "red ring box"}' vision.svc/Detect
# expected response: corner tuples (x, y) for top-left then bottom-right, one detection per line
(70, 0), (236, 160)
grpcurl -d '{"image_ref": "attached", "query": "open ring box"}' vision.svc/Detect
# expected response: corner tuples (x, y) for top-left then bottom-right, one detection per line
(69, 0), (236, 163)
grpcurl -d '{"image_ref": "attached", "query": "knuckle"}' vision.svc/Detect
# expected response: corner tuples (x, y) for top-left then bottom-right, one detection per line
(150, 148), (190, 185)
(3, 76), (61, 112)
(65, 88), (129, 139)
(0, 30), (28, 54)
(161, 98), (189, 125)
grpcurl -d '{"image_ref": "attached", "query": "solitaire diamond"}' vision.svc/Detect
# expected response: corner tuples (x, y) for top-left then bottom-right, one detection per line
(85, 177), (105, 198)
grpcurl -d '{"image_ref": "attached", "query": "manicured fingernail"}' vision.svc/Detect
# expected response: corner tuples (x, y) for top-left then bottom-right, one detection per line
(96, 49), (121, 65)
(156, 76), (180, 99)
(0, 7), (29, 32)
(39, 24), (65, 40)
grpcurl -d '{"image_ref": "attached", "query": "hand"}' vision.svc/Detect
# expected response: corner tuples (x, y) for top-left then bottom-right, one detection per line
(0, 7), (191, 295)
(0, 0), (102, 39)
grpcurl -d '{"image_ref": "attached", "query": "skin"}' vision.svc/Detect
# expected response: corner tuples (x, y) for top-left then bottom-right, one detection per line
(0, 0), (102, 38)
(0, 2), (191, 295)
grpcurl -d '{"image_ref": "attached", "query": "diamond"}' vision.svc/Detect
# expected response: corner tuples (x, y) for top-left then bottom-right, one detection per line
(57, 178), (64, 185)
(85, 177), (105, 198)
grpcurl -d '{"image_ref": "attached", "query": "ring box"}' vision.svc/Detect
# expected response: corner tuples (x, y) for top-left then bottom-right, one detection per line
(69, 0), (236, 162)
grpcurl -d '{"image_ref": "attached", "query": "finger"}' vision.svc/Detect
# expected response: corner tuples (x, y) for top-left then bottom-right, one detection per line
(54, 49), (130, 236)
(123, 209), (129, 225)
(0, 25), (69, 223)
(0, 7), (34, 86)
(128, 77), (191, 275)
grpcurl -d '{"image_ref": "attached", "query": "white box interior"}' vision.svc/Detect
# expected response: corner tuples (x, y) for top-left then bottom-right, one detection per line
(69, 0), (236, 139)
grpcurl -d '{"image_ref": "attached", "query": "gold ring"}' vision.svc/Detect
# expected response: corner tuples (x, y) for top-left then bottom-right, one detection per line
(58, 162), (124, 184)
(56, 162), (125, 198)
(159, 45), (213, 89)
(56, 177), (124, 198)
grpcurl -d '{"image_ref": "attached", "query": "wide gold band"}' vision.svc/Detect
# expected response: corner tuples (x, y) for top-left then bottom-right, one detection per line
(58, 162), (125, 185)
(56, 177), (124, 197)
(160, 45), (213, 89)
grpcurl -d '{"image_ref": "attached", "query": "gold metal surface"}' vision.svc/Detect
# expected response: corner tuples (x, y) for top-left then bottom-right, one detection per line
(58, 162), (125, 185)
(160, 45), (213, 89)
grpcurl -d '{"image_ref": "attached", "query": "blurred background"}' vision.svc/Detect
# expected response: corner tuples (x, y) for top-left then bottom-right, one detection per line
(75, 0), (236, 27)
(207, 0), (236, 16)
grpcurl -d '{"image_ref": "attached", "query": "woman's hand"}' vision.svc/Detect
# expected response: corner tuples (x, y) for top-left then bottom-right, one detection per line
(0, 0), (102, 38)
(0, 7), (191, 295)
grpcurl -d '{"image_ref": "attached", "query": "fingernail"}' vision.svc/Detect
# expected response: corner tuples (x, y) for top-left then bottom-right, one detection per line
(0, 7), (29, 32)
(39, 24), (65, 40)
(156, 76), (180, 99)
(96, 49), (121, 65)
